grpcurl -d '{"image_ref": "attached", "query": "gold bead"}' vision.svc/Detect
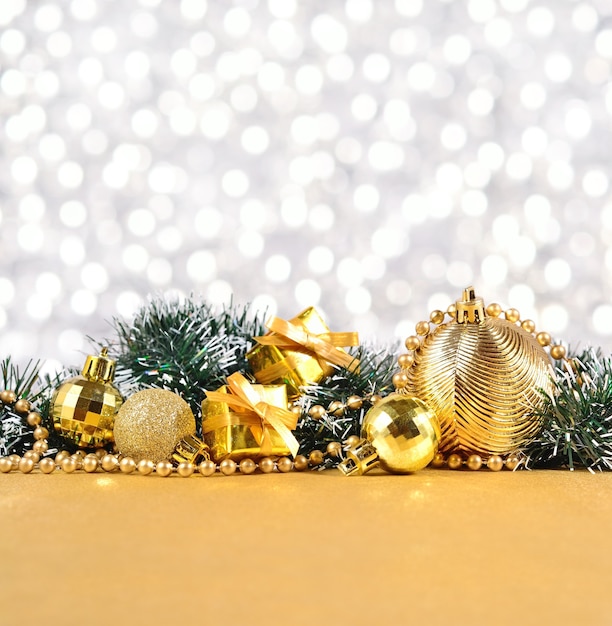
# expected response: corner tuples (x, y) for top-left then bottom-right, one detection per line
(293, 455), (309, 471)
(155, 460), (173, 477)
(447, 453), (463, 470)
(291, 405), (302, 417)
(487, 455), (504, 471)
(239, 458), (257, 475)
(8, 454), (20, 470)
(430, 309), (445, 324)
(82, 455), (99, 473)
(33, 426), (49, 441)
(505, 308), (520, 323)
(0, 390), (17, 404)
(258, 457), (275, 473)
(19, 457), (35, 473)
(55, 450), (70, 464)
(505, 454), (520, 471)
(33, 440), (48, 455)
(70, 454), (83, 470)
(326, 441), (342, 457)
(0, 457), (13, 473)
(431, 452), (445, 468)
(415, 320), (430, 336)
(308, 450), (324, 466)
(466, 454), (482, 471)
(277, 457), (293, 473)
(521, 319), (536, 333)
(550, 344), (566, 360)
(345, 434), (361, 448)
(404, 335), (420, 351)
(536, 331), (551, 347)
(24, 450), (40, 463)
(119, 457), (137, 474)
(61, 456), (78, 473)
(486, 303), (502, 317)
(369, 394), (383, 405)
(446, 304), (457, 317)
(219, 459), (237, 476)
(95, 448), (108, 459)
(26, 411), (42, 427)
(397, 353), (414, 369)
(308, 404), (326, 420)
(177, 462), (195, 477)
(13, 399), (31, 414)
(392, 372), (408, 389)
(101, 454), (119, 472)
(328, 400), (344, 416)
(137, 459), (155, 476)
(39, 457), (56, 474)
(346, 395), (363, 410)
(199, 460), (217, 476)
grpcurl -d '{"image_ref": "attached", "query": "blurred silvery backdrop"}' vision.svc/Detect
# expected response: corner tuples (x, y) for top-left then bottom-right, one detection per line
(1, 0), (612, 372)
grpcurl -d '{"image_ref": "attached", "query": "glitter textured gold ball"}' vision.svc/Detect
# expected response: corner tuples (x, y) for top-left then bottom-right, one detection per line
(113, 389), (195, 463)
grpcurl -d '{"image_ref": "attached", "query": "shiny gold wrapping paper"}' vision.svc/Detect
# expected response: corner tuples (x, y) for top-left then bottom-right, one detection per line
(202, 383), (292, 461)
(246, 307), (347, 397)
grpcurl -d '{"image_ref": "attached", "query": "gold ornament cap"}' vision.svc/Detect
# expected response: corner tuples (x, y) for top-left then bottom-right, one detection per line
(171, 434), (211, 466)
(455, 286), (486, 324)
(338, 440), (380, 476)
(81, 347), (116, 383)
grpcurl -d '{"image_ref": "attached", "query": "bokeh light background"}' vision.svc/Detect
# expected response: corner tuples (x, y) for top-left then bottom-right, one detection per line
(2, 0), (612, 371)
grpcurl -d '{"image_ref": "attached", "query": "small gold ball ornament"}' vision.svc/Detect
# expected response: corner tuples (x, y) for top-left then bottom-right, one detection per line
(339, 394), (440, 475)
(401, 287), (555, 459)
(113, 388), (196, 463)
(50, 348), (123, 448)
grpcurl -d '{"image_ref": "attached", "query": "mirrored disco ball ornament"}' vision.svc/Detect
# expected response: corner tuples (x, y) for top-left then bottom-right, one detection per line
(50, 348), (124, 448)
(339, 395), (441, 475)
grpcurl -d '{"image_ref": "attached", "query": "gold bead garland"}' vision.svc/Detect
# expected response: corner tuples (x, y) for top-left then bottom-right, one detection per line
(0, 447), (340, 477)
(0, 390), (49, 474)
(431, 451), (522, 472)
(304, 392), (384, 422)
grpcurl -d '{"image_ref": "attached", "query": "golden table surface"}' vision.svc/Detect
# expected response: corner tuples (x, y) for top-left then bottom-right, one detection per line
(1, 469), (611, 625)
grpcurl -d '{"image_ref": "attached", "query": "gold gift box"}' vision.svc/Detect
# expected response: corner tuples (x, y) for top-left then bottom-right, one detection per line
(202, 383), (292, 462)
(246, 307), (342, 398)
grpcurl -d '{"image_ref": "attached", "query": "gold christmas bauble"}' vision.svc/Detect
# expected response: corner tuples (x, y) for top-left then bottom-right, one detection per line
(50, 348), (123, 448)
(361, 394), (441, 473)
(113, 389), (195, 463)
(402, 287), (554, 457)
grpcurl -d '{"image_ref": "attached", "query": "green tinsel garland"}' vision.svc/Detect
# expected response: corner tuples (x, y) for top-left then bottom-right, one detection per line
(523, 348), (612, 471)
(107, 297), (268, 421)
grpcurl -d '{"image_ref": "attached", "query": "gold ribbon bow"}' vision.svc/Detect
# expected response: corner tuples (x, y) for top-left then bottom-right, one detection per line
(202, 372), (299, 458)
(254, 316), (360, 383)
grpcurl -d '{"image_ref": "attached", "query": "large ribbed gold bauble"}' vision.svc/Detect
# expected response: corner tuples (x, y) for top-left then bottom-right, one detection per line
(403, 288), (554, 457)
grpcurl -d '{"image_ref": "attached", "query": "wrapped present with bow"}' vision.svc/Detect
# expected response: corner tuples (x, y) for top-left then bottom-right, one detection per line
(246, 307), (360, 398)
(202, 372), (299, 462)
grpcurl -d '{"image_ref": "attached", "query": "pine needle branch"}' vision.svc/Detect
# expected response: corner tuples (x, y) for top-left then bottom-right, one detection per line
(294, 342), (398, 466)
(105, 296), (267, 423)
(522, 348), (612, 471)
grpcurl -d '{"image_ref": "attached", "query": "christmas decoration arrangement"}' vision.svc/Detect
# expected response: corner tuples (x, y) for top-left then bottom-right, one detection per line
(2, 287), (611, 480)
